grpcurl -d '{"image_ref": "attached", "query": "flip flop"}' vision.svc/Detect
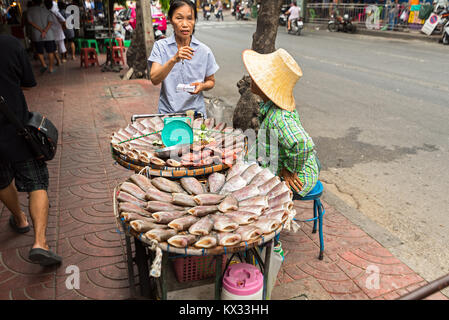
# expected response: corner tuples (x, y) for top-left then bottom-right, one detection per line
(9, 216), (30, 234)
(29, 248), (62, 267)
(40, 66), (48, 74)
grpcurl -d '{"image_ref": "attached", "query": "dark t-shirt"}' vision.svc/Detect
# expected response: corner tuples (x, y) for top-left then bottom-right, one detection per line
(0, 35), (37, 163)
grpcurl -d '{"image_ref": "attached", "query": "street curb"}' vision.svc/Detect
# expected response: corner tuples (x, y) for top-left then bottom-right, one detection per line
(304, 22), (442, 43)
(321, 187), (404, 249)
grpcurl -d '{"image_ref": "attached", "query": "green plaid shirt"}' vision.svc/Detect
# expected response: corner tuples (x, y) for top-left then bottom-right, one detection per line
(257, 101), (319, 197)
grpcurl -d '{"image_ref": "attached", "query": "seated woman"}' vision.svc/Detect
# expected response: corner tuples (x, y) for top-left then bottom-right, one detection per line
(148, 0), (219, 116)
(242, 48), (320, 197)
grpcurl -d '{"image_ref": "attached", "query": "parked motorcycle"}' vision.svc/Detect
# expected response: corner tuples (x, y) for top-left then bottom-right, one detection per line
(235, 4), (245, 20)
(279, 4), (289, 26)
(153, 23), (165, 41)
(440, 9), (449, 44)
(328, 13), (357, 33)
(215, 8), (224, 21)
(288, 18), (303, 36)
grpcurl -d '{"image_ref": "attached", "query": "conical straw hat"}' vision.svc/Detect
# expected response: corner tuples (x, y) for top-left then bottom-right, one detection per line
(242, 48), (303, 112)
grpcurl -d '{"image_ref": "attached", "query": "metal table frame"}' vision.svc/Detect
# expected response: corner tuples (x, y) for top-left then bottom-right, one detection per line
(125, 234), (274, 300)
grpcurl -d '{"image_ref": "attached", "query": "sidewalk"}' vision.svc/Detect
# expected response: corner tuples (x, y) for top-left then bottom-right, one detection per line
(0, 54), (446, 300)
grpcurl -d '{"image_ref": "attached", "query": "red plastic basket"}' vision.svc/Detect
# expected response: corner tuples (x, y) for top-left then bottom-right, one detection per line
(173, 255), (227, 283)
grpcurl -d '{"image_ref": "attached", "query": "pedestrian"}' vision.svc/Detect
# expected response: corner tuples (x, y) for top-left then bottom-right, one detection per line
(285, 1), (301, 32)
(44, 0), (66, 64)
(58, 1), (76, 61)
(216, 0), (224, 21)
(388, 0), (399, 31)
(242, 48), (320, 196)
(148, 0), (219, 116)
(26, 0), (57, 73)
(0, 34), (62, 267)
(22, 1), (35, 52)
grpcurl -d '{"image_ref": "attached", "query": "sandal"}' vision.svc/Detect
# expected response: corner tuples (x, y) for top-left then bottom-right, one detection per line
(29, 248), (62, 267)
(9, 216), (30, 234)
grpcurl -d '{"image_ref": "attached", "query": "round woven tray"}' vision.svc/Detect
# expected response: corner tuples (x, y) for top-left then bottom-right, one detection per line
(113, 183), (282, 256)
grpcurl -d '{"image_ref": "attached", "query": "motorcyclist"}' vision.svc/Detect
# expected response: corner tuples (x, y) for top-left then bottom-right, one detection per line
(285, 1), (301, 31)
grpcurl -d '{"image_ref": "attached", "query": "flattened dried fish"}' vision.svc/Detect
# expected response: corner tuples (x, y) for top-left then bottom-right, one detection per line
(226, 161), (251, 181)
(225, 211), (258, 225)
(194, 234), (217, 248)
(208, 172), (226, 193)
(119, 202), (152, 217)
(258, 176), (281, 195)
(150, 157), (166, 167)
(168, 215), (200, 231)
(172, 193), (197, 207)
(213, 122), (226, 132)
(211, 214), (239, 232)
(146, 201), (185, 213)
(204, 118), (215, 130)
(267, 181), (292, 199)
(120, 182), (147, 201)
(140, 118), (155, 129)
(120, 211), (147, 222)
(188, 216), (214, 236)
(241, 163), (263, 183)
(254, 217), (281, 234)
(151, 116), (165, 131)
(180, 177), (205, 195)
(129, 174), (154, 192)
(268, 191), (293, 209)
(130, 219), (167, 232)
(187, 205), (218, 217)
(249, 168), (275, 187)
(193, 194), (225, 206)
(216, 232), (241, 246)
(238, 195), (268, 207)
(193, 118), (203, 129)
(264, 210), (289, 224)
(152, 211), (186, 224)
(167, 234), (198, 248)
(220, 175), (247, 194)
(218, 195), (238, 213)
(144, 188), (173, 203)
(145, 229), (177, 242)
(151, 177), (185, 193)
(235, 226), (262, 242)
(231, 184), (260, 202)
(237, 205), (266, 216)
(117, 191), (147, 208)
(166, 159), (182, 167)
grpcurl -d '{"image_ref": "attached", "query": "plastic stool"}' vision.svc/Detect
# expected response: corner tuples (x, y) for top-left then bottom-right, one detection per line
(111, 40), (125, 65)
(103, 38), (118, 53)
(80, 47), (99, 68)
(293, 180), (326, 260)
(83, 39), (99, 54)
(74, 38), (84, 53)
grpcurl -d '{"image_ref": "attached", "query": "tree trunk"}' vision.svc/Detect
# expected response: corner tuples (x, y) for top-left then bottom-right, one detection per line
(126, 0), (155, 79)
(232, 0), (283, 132)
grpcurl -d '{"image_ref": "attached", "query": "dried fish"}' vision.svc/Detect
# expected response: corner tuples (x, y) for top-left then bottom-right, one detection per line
(220, 175), (247, 194)
(267, 181), (292, 199)
(180, 177), (205, 195)
(258, 176), (281, 195)
(187, 205), (218, 217)
(130, 219), (167, 232)
(211, 214), (239, 232)
(120, 182), (146, 201)
(167, 234), (198, 248)
(172, 193), (197, 207)
(193, 194), (225, 206)
(188, 216), (214, 236)
(146, 201), (185, 213)
(118, 202), (152, 217)
(166, 159), (182, 167)
(145, 229), (177, 242)
(117, 191), (147, 208)
(225, 211), (258, 225)
(204, 118), (215, 130)
(194, 234), (218, 249)
(237, 205), (266, 216)
(235, 226), (262, 242)
(241, 163), (263, 183)
(238, 195), (268, 207)
(151, 116), (165, 131)
(213, 122), (226, 132)
(253, 217), (281, 234)
(193, 118), (203, 129)
(150, 157), (166, 167)
(208, 172), (226, 193)
(263, 210), (289, 224)
(140, 118), (155, 129)
(268, 191), (293, 208)
(218, 195), (238, 213)
(249, 168), (275, 187)
(216, 232), (241, 246)
(168, 215), (200, 231)
(152, 211), (187, 224)
(144, 188), (173, 203)
(226, 161), (251, 181)
(151, 177), (185, 194)
(120, 211), (147, 222)
(231, 184), (260, 202)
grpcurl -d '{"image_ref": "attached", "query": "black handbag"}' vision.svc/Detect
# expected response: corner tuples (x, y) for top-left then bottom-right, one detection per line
(0, 96), (58, 161)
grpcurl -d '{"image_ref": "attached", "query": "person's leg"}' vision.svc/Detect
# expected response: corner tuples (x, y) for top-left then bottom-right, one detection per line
(0, 182), (29, 229)
(34, 42), (48, 71)
(288, 19), (291, 30)
(70, 41), (75, 59)
(28, 189), (49, 250)
(46, 41), (56, 72)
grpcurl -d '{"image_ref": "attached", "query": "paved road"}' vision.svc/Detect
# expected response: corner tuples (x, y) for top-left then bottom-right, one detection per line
(193, 19), (449, 292)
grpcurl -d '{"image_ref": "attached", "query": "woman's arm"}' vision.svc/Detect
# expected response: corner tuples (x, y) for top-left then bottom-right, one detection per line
(149, 46), (195, 86)
(190, 74), (215, 95)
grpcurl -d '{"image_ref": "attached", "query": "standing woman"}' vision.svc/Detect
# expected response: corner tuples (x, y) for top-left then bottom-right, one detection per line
(44, 0), (66, 64)
(148, 0), (219, 116)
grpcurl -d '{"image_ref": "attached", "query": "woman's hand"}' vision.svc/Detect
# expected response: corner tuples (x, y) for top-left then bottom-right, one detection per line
(280, 167), (303, 193)
(173, 46), (194, 63)
(189, 82), (204, 95)
(189, 75), (215, 95)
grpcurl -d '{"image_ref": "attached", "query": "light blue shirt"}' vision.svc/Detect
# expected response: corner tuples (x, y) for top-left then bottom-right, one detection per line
(148, 34), (219, 116)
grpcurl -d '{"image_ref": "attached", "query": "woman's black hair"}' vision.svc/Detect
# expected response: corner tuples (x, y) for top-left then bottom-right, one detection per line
(43, 0), (53, 10)
(168, 0), (197, 21)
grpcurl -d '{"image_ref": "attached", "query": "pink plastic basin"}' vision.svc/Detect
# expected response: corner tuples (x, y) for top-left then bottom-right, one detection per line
(222, 263), (263, 296)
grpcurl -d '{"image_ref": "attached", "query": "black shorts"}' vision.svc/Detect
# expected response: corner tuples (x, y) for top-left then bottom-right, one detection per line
(0, 159), (49, 192)
(34, 40), (56, 54)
